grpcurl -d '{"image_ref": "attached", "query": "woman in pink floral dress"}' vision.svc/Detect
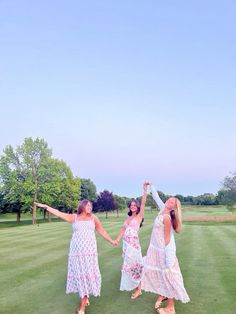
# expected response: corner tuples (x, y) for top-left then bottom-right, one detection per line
(35, 200), (115, 314)
(116, 182), (148, 299)
(141, 183), (190, 314)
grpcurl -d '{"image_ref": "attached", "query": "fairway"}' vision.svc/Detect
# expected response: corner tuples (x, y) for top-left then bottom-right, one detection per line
(1, 212), (236, 314)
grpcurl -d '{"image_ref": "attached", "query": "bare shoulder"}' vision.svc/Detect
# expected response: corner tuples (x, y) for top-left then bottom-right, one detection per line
(92, 214), (100, 223)
(163, 214), (171, 225)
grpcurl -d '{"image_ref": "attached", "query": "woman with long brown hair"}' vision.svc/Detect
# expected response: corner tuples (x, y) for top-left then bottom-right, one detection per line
(35, 199), (116, 314)
(115, 182), (148, 299)
(141, 182), (190, 314)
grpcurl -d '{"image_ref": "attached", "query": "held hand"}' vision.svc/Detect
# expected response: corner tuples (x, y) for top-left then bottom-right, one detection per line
(112, 239), (119, 247)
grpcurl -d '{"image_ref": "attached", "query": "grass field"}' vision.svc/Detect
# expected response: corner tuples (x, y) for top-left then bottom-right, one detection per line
(0, 209), (236, 314)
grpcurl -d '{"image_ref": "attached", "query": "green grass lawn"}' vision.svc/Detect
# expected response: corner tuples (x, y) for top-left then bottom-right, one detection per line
(0, 211), (236, 314)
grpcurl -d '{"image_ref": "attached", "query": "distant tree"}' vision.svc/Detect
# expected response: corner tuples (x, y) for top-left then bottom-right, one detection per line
(80, 178), (97, 202)
(174, 194), (184, 203)
(0, 192), (23, 222)
(216, 189), (226, 205)
(221, 172), (236, 213)
(183, 195), (194, 204)
(113, 195), (130, 217)
(94, 190), (117, 218)
(193, 193), (217, 205)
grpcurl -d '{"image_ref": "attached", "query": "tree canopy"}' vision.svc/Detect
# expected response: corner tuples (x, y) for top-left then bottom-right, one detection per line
(0, 137), (80, 222)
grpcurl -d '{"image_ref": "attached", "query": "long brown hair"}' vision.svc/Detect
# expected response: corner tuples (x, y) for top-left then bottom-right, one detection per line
(170, 198), (182, 233)
(77, 199), (92, 215)
(127, 199), (144, 227)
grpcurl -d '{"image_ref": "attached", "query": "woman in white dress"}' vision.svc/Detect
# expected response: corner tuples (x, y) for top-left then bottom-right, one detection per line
(141, 183), (190, 314)
(115, 182), (148, 299)
(35, 200), (116, 314)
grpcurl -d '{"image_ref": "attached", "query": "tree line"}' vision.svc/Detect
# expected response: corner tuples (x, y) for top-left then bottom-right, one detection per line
(0, 138), (235, 223)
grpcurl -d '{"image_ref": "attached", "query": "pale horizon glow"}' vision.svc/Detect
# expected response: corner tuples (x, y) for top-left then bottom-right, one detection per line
(0, 0), (235, 197)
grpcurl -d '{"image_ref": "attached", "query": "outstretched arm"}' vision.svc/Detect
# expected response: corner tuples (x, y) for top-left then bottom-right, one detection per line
(149, 183), (165, 212)
(94, 215), (115, 246)
(34, 202), (74, 223)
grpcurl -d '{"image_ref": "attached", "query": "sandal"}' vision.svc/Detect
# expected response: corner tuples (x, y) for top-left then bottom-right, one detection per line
(131, 290), (142, 299)
(155, 297), (168, 309)
(157, 308), (176, 314)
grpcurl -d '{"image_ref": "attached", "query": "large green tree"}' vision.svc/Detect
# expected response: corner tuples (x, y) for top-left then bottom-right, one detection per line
(0, 137), (80, 223)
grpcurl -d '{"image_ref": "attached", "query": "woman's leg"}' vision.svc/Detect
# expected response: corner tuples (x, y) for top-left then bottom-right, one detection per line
(131, 283), (142, 299)
(164, 298), (175, 312)
(77, 296), (89, 313)
(155, 295), (168, 309)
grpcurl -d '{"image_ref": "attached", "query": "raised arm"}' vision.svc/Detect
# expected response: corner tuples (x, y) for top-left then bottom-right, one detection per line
(149, 183), (165, 212)
(94, 215), (115, 246)
(34, 202), (74, 223)
(138, 182), (148, 219)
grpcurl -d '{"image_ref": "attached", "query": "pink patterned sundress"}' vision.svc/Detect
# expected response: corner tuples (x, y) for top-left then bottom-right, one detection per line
(66, 216), (101, 298)
(120, 218), (144, 291)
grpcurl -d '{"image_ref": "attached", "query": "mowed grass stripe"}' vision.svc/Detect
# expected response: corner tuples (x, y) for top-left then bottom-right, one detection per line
(203, 226), (236, 307)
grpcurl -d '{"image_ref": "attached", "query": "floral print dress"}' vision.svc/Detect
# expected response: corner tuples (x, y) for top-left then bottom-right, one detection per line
(120, 219), (144, 291)
(66, 216), (101, 298)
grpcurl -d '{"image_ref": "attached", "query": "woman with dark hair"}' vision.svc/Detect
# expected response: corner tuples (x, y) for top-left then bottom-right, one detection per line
(115, 182), (148, 299)
(141, 183), (190, 314)
(35, 199), (116, 314)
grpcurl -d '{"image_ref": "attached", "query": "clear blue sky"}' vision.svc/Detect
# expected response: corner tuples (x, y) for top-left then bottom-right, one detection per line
(0, 0), (235, 197)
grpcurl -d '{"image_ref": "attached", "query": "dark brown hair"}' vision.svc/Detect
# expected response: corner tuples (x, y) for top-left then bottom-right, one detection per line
(127, 198), (144, 227)
(77, 199), (92, 215)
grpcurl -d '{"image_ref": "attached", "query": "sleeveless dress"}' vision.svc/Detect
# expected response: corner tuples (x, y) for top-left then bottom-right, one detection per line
(66, 216), (101, 298)
(141, 186), (190, 303)
(120, 219), (144, 291)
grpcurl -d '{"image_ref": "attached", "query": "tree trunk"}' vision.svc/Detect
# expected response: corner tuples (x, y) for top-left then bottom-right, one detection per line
(16, 211), (21, 222)
(32, 203), (36, 225)
(32, 183), (38, 225)
(47, 211), (51, 222)
(43, 209), (46, 220)
(105, 211), (108, 219)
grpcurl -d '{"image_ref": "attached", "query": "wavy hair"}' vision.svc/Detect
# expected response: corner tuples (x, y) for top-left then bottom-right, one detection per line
(77, 199), (92, 215)
(127, 198), (144, 227)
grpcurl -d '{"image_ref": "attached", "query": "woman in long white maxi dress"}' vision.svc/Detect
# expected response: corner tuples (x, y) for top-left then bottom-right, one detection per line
(141, 183), (190, 314)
